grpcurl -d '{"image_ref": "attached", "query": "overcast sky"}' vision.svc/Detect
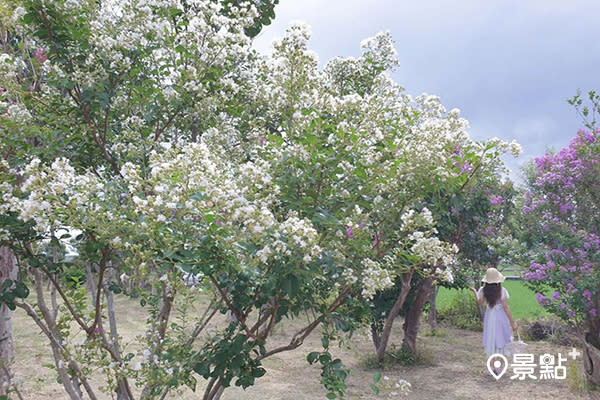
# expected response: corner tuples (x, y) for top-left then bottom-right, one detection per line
(252, 0), (600, 183)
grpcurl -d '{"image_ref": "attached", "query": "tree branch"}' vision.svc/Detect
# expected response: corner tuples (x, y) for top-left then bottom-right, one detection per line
(40, 266), (91, 334)
(257, 286), (351, 361)
(208, 274), (254, 338)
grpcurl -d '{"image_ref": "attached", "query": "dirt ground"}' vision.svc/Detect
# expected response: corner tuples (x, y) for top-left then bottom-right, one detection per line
(9, 297), (600, 400)
(222, 324), (600, 400)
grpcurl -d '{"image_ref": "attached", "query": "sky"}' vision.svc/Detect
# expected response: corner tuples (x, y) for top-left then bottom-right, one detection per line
(252, 0), (600, 184)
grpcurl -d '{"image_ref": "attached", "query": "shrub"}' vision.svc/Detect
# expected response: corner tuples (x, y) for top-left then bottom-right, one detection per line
(518, 317), (578, 347)
(437, 289), (482, 331)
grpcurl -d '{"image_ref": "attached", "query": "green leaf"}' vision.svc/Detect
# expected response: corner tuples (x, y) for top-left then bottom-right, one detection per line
(370, 384), (380, 395)
(373, 371), (382, 383)
(13, 281), (29, 298)
(193, 361), (210, 377)
(281, 275), (299, 297)
(326, 392), (337, 399)
(307, 351), (319, 364)
(354, 166), (367, 179)
(318, 352), (331, 365)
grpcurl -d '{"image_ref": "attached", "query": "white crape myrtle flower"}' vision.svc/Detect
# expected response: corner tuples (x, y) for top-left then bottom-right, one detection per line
(359, 31), (399, 71)
(435, 266), (455, 284)
(0, 53), (17, 81)
(409, 233), (458, 267)
(420, 207), (434, 225)
(510, 140), (523, 157)
(11, 6), (26, 22)
(360, 258), (394, 300)
(341, 267), (358, 285)
(4, 157), (102, 232)
(4, 103), (32, 123)
(487, 136), (521, 158)
(400, 208), (435, 232)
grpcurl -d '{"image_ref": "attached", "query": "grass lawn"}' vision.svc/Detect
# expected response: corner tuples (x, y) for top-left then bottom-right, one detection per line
(437, 280), (547, 320)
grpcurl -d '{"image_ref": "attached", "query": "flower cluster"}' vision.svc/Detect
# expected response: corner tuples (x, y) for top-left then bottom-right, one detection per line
(523, 129), (600, 328)
(526, 231), (600, 321)
(2, 157), (101, 233)
(360, 258), (394, 300)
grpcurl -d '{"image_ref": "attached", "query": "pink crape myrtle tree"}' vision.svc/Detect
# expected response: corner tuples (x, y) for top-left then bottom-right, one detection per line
(523, 126), (600, 385)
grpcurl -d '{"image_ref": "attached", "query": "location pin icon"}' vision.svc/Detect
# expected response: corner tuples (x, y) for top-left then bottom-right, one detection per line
(486, 353), (508, 380)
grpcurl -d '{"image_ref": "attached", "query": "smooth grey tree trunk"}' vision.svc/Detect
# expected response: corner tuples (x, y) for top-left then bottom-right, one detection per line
(0, 246), (17, 394)
(427, 285), (439, 328)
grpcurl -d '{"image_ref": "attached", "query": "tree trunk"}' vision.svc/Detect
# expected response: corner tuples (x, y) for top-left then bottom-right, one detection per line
(401, 277), (434, 355)
(0, 246), (17, 394)
(105, 267), (131, 400)
(203, 377), (225, 400)
(374, 270), (413, 364)
(583, 333), (600, 385)
(371, 323), (381, 351)
(427, 285), (439, 328)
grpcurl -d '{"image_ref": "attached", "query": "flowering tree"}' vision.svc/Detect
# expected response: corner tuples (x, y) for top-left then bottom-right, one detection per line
(241, 24), (521, 362)
(523, 128), (600, 384)
(402, 177), (519, 329)
(0, 1), (522, 398)
(0, 1), (352, 399)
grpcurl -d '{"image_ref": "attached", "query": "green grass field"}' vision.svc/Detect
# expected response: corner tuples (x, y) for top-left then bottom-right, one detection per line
(437, 280), (547, 320)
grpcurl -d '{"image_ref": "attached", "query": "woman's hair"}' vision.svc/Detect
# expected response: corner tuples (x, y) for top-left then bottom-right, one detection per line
(483, 283), (502, 308)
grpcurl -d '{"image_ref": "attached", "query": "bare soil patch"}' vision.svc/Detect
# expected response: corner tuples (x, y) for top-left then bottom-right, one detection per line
(8, 295), (599, 400)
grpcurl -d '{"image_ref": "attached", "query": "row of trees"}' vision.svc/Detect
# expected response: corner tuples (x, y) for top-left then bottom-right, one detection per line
(0, 0), (597, 398)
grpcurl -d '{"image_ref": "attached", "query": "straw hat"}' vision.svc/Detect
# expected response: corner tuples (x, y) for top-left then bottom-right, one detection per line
(481, 267), (505, 284)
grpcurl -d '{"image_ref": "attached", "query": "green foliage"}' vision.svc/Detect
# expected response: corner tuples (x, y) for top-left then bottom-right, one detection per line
(219, 0), (279, 38)
(361, 342), (434, 368)
(437, 290), (481, 331)
(368, 273), (420, 339)
(61, 266), (86, 288)
(307, 348), (349, 399)
(0, 278), (29, 311)
(192, 323), (267, 390)
(568, 89), (600, 129)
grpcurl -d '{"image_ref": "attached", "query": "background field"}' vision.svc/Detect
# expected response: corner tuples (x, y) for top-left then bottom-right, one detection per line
(437, 280), (547, 320)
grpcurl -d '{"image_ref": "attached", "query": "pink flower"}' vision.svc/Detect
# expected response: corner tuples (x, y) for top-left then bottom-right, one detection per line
(345, 226), (354, 239)
(460, 162), (472, 174)
(35, 48), (47, 64)
(536, 293), (549, 306)
(552, 291), (561, 301)
(489, 195), (503, 206)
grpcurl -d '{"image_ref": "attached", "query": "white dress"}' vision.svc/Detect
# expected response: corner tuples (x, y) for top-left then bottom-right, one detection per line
(477, 286), (513, 357)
